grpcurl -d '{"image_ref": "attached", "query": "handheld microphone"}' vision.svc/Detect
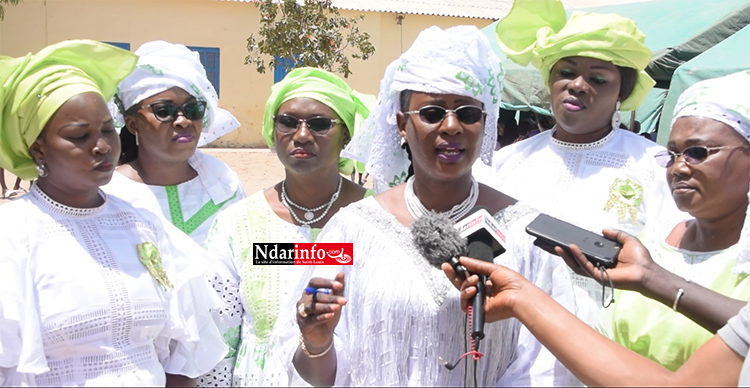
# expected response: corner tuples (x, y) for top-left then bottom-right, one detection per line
(411, 206), (508, 350)
(454, 206), (507, 349)
(411, 210), (468, 276)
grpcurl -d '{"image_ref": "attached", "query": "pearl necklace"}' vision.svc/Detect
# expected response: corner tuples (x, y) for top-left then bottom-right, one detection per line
(281, 176), (342, 227)
(404, 175), (479, 223)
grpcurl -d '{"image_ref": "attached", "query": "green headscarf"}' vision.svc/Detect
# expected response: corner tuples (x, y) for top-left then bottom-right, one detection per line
(0, 40), (137, 180)
(496, 0), (655, 111)
(262, 67), (372, 175)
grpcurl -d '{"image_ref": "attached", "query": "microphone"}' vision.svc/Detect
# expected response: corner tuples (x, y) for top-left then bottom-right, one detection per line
(454, 206), (507, 349)
(411, 210), (468, 276)
(411, 206), (508, 350)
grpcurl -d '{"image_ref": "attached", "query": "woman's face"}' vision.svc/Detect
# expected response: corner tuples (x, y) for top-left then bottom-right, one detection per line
(274, 97), (349, 176)
(397, 92), (484, 182)
(124, 86), (203, 164)
(30, 92), (121, 194)
(667, 116), (750, 220)
(548, 56), (622, 135)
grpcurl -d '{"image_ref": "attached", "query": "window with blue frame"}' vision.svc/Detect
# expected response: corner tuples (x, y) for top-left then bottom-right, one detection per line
(188, 46), (220, 96)
(103, 42), (130, 51)
(273, 55), (298, 83)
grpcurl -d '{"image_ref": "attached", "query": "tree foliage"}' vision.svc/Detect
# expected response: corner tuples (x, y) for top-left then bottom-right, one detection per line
(245, 0), (375, 78)
(0, 0), (20, 21)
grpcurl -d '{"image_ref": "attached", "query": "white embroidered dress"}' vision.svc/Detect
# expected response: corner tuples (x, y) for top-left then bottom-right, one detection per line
(0, 183), (227, 387)
(473, 128), (684, 325)
(291, 197), (577, 386)
(102, 150), (246, 246)
(199, 190), (329, 387)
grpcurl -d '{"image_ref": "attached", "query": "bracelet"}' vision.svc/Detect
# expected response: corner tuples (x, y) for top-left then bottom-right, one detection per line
(299, 333), (334, 358)
(673, 288), (685, 311)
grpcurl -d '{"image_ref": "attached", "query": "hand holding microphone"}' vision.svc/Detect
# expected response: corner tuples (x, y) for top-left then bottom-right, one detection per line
(411, 206), (507, 350)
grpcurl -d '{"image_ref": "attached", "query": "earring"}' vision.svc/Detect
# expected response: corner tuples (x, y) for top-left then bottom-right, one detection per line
(611, 101), (622, 130)
(135, 133), (139, 146)
(35, 160), (49, 178)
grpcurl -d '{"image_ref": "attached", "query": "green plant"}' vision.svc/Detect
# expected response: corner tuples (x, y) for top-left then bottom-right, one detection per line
(245, 0), (375, 78)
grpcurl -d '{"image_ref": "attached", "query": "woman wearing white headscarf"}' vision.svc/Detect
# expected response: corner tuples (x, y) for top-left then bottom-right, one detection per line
(287, 26), (577, 387)
(102, 40), (246, 247)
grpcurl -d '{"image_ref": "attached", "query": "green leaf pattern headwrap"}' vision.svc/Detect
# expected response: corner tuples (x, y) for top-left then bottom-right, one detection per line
(495, 0), (655, 111)
(262, 67), (373, 175)
(0, 40), (137, 179)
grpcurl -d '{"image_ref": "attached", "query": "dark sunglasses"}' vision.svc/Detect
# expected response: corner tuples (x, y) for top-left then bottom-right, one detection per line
(140, 100), (207, 122)
(273, 114), (341, 134)
(403, 105), (486, 126)
(654, 145), (749, 168)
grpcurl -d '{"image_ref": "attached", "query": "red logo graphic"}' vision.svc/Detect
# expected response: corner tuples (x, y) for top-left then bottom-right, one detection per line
(294, 243), (353, 265)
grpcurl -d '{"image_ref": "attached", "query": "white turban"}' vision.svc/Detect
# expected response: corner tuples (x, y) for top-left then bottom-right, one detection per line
(109, 40), (239, 147)
(342, 26), (505, 192)
(672, 70), (750, 274)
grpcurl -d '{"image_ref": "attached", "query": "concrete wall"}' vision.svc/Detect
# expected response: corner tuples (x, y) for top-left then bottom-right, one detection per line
(1, 0), (491, 147)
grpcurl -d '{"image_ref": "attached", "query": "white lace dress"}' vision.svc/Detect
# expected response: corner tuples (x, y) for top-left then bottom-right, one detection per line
(289, 197), (578, 386)
(102, 150), (246, 247)
(474, 128), (686, 326)
(199, 190), (346, 387)
(0, 183), (227, 386)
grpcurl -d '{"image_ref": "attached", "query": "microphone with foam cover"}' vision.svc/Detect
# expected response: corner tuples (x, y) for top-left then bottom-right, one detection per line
(410, 210), (468, 276)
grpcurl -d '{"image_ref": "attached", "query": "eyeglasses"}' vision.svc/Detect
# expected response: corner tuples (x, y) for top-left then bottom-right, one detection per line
(654, 145), (749, 168)
(140, 101), (207, 122)
(273, 114), (342, 135)
(403, 105), (486, 126)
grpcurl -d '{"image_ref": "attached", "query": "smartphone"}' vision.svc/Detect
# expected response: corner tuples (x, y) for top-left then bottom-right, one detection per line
(525, 214), (620, 269)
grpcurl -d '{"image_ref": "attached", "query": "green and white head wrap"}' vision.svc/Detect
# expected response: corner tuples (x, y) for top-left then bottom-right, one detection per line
(671, 70), (750, 274)
(342, 25), (505, 192)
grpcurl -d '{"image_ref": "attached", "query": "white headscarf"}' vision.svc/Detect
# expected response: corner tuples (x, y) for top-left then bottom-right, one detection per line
(342, 26), (505, 192)
(109, 40), (240, 147)
(671, 70), (750, 274)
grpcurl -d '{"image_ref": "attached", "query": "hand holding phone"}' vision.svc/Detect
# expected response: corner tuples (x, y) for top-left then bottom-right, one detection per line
(525, 214), (620, 269)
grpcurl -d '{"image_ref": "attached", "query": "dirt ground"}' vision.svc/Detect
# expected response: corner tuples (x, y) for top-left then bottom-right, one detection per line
(0, 148), (371, 207)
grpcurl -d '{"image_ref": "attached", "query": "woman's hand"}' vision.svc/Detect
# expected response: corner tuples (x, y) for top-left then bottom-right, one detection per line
(442, 257), (529, 322)
(556, 229), (657, 294)
(296, 272), (347, 353)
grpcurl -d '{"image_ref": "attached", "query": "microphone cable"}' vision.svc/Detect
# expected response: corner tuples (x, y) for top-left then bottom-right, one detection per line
(439, 302), (484, 387)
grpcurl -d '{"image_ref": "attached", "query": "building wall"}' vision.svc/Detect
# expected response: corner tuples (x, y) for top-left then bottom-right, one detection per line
(0, 0), (491, 147)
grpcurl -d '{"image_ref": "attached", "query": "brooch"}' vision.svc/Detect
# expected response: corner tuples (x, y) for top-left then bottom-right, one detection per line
(603, 178), (643, 225)
(137, 242), (173, 291)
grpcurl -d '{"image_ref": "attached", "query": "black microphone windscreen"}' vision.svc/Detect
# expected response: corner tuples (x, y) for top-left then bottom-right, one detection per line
(467, 239), (494, 262)
(411, 210), (467, 269)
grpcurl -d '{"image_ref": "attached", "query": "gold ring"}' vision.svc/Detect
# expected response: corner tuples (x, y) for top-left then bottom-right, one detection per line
(298, 303), (308, 318)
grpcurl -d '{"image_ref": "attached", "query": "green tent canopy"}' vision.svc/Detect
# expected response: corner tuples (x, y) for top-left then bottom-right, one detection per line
(656, 23), (750, 144)
(482, 0), (750, 132)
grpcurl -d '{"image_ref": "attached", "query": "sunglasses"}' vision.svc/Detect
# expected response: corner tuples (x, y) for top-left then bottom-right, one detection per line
(403, 105), (486, 126)
(140, 100), (207, 122)
(273, 114), (342, 135)
(654, 145), (749, 168)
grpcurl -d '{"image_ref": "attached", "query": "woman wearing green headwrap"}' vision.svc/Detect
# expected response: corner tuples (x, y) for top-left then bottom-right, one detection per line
(202, 67), (373, 386)
(474, 0), (685, 327)
(0, 40), (229, 386)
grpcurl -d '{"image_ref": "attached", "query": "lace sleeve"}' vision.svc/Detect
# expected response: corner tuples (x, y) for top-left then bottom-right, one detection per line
(0, 213), (47, 386)
(145, 213), (228, 379)
(199, 212), (244, 387)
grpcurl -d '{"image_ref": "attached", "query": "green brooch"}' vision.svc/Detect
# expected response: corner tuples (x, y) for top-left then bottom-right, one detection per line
(604, 178), (643, 225)
(137, 242), (173, 291)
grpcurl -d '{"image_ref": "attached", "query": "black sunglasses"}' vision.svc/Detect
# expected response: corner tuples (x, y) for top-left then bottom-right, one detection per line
(140, 100), (207, 122)
(273, 114), (341, 134)
(403, 105), (486, 126)
(654, 145), (749, 168)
